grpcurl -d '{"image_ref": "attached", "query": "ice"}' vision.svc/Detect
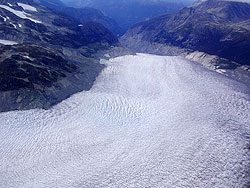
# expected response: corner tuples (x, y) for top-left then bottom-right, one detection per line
(0, 54), (249, 188)
(0, 5), (41, 23)
(17, 3), (38, 12)
(0, 39), (18, 45)
(104, 53), (111, 58)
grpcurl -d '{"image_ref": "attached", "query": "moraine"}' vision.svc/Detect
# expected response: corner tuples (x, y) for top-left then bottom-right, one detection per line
(0, 54), (249, 188)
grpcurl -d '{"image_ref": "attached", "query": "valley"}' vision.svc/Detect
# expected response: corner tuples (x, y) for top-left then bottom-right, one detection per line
(0, 0), (249, 187)
(0, 54), (249, 187)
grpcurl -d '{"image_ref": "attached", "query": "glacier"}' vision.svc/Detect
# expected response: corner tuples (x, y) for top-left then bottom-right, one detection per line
(0, 53), (249, 188)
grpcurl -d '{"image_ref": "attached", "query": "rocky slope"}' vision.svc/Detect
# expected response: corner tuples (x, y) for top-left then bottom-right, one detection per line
(121, 0), (250, 84)
(0, 0), (128, 112)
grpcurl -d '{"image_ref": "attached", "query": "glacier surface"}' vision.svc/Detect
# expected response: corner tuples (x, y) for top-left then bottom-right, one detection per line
(0, 54), (249, 188)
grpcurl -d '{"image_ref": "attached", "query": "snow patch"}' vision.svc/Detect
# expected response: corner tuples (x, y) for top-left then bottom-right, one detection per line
(0, 39), (18, 45)
(104, 53), (111, 58)
(17, 3), (37, 12)
(0, 15), (7, 21)
(23, 55), (32, 59)
(216, 69), (227, 74)
(0, 5), (41, 23)
(10, 22), (17, 29)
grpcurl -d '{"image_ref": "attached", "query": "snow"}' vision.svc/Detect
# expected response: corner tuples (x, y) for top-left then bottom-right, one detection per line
(0, 5), (41, 23)
(10, 22), (17, 29)
(0, 15), (7, 21)
(104, 53), (111, 58)
(0, 39), (18, 45)
(23, 55), (32, 60)
(17, 2), (37, 12)
(0, 54), (249, 188)
(216, 69), (227, 74)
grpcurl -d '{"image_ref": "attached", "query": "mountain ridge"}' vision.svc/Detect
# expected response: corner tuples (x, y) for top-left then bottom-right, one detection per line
(121, 0), (250, 65)
(0, 0), (129, 112)
(62, 0), (186, 32)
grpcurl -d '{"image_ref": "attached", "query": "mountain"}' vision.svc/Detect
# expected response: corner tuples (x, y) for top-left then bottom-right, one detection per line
(62, 0), (186, 33)
(0, 0), (119, 47)
(0, 0), (128, 112)
(193, 0), (250, 22)
(121, 0), (250, 82)
(34, 0), (64, 9)
(36, 0), (122, 35)
(56, 7), (122, 36)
